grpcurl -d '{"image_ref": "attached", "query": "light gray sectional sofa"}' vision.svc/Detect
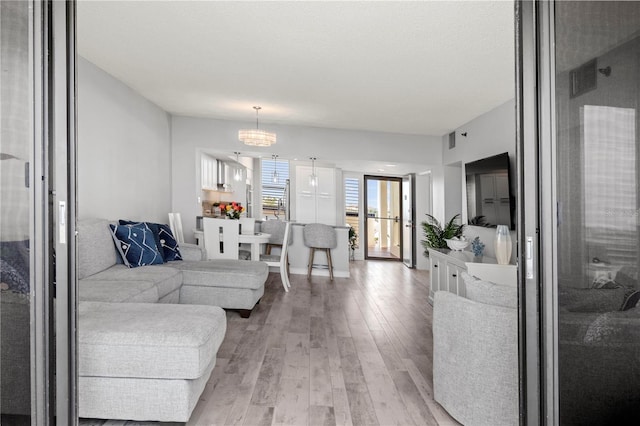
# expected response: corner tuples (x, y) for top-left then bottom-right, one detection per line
(432, 272), (518, 426)
(77, 218), (269, 422)
(78, 218), (268, 313)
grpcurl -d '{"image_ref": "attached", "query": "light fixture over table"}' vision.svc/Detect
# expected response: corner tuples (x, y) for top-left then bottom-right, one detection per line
(272, 154), (279, 184)
(239, 106), (277, 147)
(309, 157), (318, 187)
(233, 151), (243, 182)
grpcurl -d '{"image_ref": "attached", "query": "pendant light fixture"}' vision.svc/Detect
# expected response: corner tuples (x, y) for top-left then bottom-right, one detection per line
(272, 154), (279, 183)
(233, 151), (243, 182)
(309, 157), (318, 187)
(238, 106), (277, 147)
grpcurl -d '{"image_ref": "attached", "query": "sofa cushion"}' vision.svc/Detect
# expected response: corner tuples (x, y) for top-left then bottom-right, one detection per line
(110, 223), (164, 268)
(79, 279), (159, 303)
(462, 272), (517, 309)
(119, 220), (182, 262)
(558, 286), (627, 312)
(79, 301), (226, 380)
(78, 219), (118, 280)
(84, 264), (182, 299)
(173, 260), (268, 290)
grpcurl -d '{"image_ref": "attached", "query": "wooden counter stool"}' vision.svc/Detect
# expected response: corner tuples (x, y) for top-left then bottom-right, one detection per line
(303, 223), (337, 280)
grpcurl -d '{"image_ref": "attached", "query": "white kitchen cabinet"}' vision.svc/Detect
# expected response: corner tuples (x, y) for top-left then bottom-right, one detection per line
(295, 165), (336, 225)
(201, 154), (217, 190)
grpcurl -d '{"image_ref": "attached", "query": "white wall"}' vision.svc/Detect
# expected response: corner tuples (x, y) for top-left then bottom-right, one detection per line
(78, 57), (172, 222)
(171, 115), (442, 243)
(415, 172), (432, 269)
(433, 98), (517, 261)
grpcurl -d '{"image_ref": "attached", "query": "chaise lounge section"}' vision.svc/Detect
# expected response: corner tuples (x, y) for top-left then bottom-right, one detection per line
(77, 218), (268, 422)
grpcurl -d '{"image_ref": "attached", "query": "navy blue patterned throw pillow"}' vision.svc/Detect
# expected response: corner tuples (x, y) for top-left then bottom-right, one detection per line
(119, 220), (182, 262)
(157, 224), (182, 261)
(109, 223), (164, 268)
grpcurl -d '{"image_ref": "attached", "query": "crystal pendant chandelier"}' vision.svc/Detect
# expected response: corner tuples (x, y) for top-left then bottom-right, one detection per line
(238, 106), (277, 147)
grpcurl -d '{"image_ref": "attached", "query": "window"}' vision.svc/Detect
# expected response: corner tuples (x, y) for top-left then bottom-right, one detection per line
(344, 177), (360, 247)
(261, 158), (289, 215)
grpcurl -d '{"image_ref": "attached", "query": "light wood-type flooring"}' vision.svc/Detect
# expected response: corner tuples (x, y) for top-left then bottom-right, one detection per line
(81, 260), (459, 426)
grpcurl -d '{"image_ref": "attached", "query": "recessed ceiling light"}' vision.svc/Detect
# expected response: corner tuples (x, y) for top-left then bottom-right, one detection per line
(378, 168), (385, 172)
(385, 164), (396, 167)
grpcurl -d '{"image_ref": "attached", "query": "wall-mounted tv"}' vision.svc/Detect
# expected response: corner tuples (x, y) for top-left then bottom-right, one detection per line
(465, 152), (515, 229)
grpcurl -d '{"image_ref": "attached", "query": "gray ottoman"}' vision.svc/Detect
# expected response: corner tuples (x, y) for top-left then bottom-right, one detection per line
(79, 301), (226, 422)
(175, 259), (268, 317)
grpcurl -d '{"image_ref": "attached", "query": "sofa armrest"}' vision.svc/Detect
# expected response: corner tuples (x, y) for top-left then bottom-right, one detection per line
(180, 243), (205, 261)
(433, 291), (518, 426)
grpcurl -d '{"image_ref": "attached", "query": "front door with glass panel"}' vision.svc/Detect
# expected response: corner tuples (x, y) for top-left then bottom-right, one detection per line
(364, 175), (402, 260)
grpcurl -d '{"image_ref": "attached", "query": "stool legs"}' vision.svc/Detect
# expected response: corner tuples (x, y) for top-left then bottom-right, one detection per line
(326, 248), (334, 281)
(307, 248), (315, 280)
(307, 247), (334, 281)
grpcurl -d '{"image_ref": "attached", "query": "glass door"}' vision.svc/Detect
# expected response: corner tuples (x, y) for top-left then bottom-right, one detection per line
(1, 1), (77, 423)
(1, 2), (37, 422)
(520, 1), (640, 423)
(364, 175), (402, 260)
(402, 174), (415, 268)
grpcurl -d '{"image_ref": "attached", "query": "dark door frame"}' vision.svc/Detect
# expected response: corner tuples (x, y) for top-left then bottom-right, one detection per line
(363, 175), (403, 261)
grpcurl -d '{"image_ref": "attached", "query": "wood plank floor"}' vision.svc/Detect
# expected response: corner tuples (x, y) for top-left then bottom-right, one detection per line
(81, 261), (459, 426)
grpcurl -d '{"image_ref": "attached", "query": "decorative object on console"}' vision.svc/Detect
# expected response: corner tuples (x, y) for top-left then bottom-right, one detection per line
(420, 213), (464, 255)
(220, 202), (245, 219)
(494, 224), (512, 265)
(238, 106), (276, 147)
(445, 237), (469, 251)
(471, 236), (485, 257)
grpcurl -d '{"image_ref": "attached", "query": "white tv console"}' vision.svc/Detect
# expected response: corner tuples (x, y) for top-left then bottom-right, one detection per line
(427, 248), (517, 305)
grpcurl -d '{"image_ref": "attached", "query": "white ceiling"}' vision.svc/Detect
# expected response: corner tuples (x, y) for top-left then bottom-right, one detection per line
(77, 0), (516, 137)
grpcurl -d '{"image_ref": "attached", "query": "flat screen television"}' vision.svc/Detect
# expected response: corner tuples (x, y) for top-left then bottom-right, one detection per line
(465, 152), (515, 229)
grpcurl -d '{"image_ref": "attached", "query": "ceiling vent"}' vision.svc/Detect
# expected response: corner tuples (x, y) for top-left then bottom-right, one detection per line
(570, 58), (597, 98)
(448, 132), (456, 149)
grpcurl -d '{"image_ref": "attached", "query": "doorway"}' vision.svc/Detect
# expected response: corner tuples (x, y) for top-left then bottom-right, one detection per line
(364, 175), (402, 260)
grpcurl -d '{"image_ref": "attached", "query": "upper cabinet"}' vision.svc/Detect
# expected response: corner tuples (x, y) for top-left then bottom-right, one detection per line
(201, 154), (217, 190)
(295, 165), (336, 225)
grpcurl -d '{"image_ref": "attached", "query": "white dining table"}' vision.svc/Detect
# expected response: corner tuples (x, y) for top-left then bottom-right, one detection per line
(238, 232), (271, 261)
(193, 229), (270, 261)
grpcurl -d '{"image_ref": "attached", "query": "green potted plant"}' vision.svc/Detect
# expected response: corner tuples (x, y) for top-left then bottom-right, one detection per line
(421, 213), (464, 256)
(348, 226), (358, 261)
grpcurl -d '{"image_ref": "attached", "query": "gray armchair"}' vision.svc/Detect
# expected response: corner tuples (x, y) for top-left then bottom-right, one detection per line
(432, 273), (518, 426)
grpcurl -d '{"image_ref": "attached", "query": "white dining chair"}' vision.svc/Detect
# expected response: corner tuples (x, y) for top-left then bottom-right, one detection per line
(168, 212), (185, 244)
(259, 221), (291, 291)
(203, 217), (240, 260)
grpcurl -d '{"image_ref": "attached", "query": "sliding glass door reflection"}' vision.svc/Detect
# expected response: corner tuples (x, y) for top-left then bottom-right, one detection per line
(554, 2), (640, 424)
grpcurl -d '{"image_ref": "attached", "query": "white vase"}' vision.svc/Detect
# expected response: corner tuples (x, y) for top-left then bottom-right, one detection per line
(494, 225), (512, 265)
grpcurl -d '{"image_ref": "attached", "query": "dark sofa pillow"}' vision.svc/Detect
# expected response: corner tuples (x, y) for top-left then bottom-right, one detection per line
(119, 220), (182, 262)
(109, 223), (164, 268)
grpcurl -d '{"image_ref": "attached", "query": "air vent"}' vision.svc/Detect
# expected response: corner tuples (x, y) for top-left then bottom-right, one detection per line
(570, 58), (597, 98)
(448, 132), (456, 149)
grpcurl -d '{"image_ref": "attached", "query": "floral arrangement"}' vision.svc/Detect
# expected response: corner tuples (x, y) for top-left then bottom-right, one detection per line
(471, 236), (485, 257)
(220, 202), (245, 219)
